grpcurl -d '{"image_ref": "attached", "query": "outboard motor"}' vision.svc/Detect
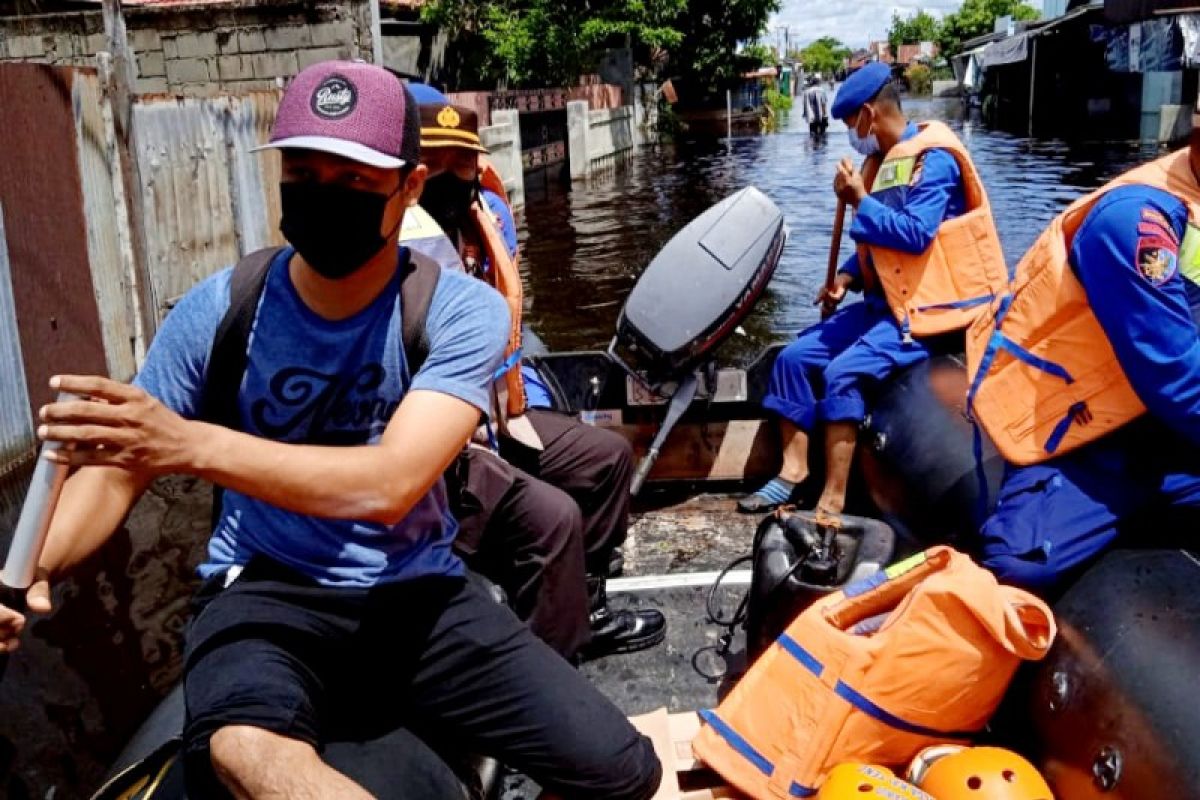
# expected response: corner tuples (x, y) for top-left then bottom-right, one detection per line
(610, 186), (787, 493)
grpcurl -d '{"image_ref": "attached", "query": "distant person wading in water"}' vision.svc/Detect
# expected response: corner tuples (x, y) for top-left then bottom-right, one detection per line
(802, 76), (830, 138)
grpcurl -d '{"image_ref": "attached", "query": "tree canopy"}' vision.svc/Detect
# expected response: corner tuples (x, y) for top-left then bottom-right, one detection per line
(794, 37), (851, 78)
(937, 0), (1039, 57)
(421, 0), (780, 91)
(887, 10), (940, 59)
(883, 0), (1039, 61)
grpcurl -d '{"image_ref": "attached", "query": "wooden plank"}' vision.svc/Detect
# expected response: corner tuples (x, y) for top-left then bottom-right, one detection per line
(598, 419), (779, 483)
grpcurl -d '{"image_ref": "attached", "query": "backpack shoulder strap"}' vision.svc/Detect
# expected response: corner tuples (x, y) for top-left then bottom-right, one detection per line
(199, 246), (284, 429)
(401, 247), (441, 377)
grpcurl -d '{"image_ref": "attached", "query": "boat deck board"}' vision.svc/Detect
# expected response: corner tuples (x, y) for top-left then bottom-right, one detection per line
(624, 493), (758, 576)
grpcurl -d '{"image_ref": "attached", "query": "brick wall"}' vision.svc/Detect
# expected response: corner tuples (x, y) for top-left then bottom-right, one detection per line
(0, 0), (376, 95)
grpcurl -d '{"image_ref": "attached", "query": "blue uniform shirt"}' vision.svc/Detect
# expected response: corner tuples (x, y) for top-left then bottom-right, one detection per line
(1070, 184), (1200, 447)
(134, 247), (510, 587)
(480, 188), (519, 270)
(838, 122), (967, 294)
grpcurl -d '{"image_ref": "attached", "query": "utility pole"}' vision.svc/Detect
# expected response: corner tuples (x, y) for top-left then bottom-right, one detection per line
(100, 0), (156, 362)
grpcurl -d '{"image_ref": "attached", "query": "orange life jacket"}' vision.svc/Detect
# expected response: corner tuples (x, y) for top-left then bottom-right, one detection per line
(965, 148), (1200, 465)
(691, 547), (1054, 799)
(855, 121), (1008, 337)
(463, 158), (543, 448)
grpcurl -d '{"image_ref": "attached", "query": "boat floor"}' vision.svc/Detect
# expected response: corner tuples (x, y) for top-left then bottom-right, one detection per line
(503, 493), (757, 798)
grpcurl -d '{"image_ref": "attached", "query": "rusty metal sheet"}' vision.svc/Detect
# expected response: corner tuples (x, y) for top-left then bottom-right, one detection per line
(73, 69), (140, 380)
(0, 200), (35, 502)
(0, 63), (109, 415)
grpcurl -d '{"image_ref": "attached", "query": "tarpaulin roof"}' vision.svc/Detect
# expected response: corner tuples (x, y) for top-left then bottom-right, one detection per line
(978, 4), (1099, 68)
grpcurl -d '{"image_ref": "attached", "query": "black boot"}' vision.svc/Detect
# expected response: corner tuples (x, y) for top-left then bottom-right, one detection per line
(580, 577), (666, 661)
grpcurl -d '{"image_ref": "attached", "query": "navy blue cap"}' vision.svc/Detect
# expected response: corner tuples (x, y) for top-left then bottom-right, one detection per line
(831, 62), (891, 120)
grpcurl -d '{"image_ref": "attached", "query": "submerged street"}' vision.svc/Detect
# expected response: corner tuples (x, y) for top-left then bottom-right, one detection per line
(520, 98), (1163, 353)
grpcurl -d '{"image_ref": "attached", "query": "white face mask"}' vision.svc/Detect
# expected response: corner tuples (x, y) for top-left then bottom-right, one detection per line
(847, 108), (880, 156)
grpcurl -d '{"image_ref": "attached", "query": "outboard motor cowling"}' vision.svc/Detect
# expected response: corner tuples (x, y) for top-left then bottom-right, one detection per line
(612, 186), (786, 383)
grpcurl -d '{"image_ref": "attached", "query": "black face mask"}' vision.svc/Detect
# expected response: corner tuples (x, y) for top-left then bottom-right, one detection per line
(279, 181), (402, 280)
(421, 172), (478, 235)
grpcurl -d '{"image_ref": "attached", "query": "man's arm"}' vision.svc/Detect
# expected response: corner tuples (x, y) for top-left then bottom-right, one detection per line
(848, 149), (961, 254)
(1071, 186), (1200, 447)
(42, 272), (510, 526)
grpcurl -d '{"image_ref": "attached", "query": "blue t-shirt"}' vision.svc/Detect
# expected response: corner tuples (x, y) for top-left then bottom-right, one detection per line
(134, 247), (510, 587)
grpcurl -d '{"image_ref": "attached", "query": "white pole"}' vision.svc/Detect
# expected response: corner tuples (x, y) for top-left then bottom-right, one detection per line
(1, 392), (80, 589)
(726, 89), (733, 141)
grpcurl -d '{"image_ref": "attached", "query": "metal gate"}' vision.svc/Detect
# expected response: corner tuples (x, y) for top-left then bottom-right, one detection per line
(491, 87), (569, 172)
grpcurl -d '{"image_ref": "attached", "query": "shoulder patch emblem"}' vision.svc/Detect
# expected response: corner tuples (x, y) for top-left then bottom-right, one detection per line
(1137, 239), (1178, 285)
(1141, 208), (1173, 231)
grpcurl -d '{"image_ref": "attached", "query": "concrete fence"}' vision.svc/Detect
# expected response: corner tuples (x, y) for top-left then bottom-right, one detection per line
(480, 109), (525, 210)
(567, 100), (637, 180)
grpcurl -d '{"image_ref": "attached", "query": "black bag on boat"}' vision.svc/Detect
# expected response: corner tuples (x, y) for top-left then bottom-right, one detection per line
(743, 509), (895, 661)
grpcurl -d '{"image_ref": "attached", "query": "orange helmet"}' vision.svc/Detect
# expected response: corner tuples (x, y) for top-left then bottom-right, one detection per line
(817, 763), (935, 799)
(907, 745), (1054, 800)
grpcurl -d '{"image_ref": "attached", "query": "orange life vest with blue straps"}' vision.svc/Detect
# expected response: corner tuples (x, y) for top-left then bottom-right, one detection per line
(966, 149), (1200, 465)
(691, 546), (1054, 799)
(465, 157), (531, 441)
(856, 121), (1008, 337)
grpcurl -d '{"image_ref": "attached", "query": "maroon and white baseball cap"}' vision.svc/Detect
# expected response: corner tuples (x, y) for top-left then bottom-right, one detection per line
(255, 60), (419, 168)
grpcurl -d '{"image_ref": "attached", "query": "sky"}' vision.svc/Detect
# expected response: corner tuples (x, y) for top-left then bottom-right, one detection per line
(767, 0), (1044, 50)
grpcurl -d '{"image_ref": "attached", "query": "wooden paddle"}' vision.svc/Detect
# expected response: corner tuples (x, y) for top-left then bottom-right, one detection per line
(820, 198), (848, 320)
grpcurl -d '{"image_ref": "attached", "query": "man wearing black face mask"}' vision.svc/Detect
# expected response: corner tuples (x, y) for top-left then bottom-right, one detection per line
(403, 83), (667, 663)
(3, 61), (662, 800)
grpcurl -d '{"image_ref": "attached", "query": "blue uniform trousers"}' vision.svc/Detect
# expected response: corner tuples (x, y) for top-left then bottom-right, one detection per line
(763, 299), (931, 431)
(981, 418), (1200, 591)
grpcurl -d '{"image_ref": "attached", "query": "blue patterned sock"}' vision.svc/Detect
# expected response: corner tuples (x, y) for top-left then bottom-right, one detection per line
(750, 477), (796, 505)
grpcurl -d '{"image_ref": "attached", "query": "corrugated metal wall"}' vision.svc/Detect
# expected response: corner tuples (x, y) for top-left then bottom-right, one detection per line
(0, 201), (34, 506)
(0, 64), (111, 425)
(134, 91), (283, 318)
(0, 64), (285, 495)
(74, 69), (140, 382)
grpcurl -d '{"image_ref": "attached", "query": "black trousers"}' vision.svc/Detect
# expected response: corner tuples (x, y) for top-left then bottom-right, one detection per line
(182, 558), (661, 799)
(452, 409), (634, 659)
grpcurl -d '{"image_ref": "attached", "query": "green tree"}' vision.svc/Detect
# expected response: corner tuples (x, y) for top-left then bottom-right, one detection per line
(887, 10), (941, 59)
(742, 42), (778, 67)
(797, 36), (851, 78)
(937, 0), (1039, 57)
(667, 0), (782, 95)
(421, 0), (687, 88)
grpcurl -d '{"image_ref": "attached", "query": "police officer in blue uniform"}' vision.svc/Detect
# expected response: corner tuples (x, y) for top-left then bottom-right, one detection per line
(740, 63), (968, 516)
(979, 128), (1200, 591)
(407, 83), (666, 661)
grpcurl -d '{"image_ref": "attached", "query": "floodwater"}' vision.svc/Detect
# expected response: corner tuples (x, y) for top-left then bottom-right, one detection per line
(0, 96), (1170, 799)
(519, 97), (1163, 354)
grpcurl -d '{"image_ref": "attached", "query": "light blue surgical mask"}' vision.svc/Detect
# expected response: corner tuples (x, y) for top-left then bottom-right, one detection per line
(847, 107), (880, 156)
